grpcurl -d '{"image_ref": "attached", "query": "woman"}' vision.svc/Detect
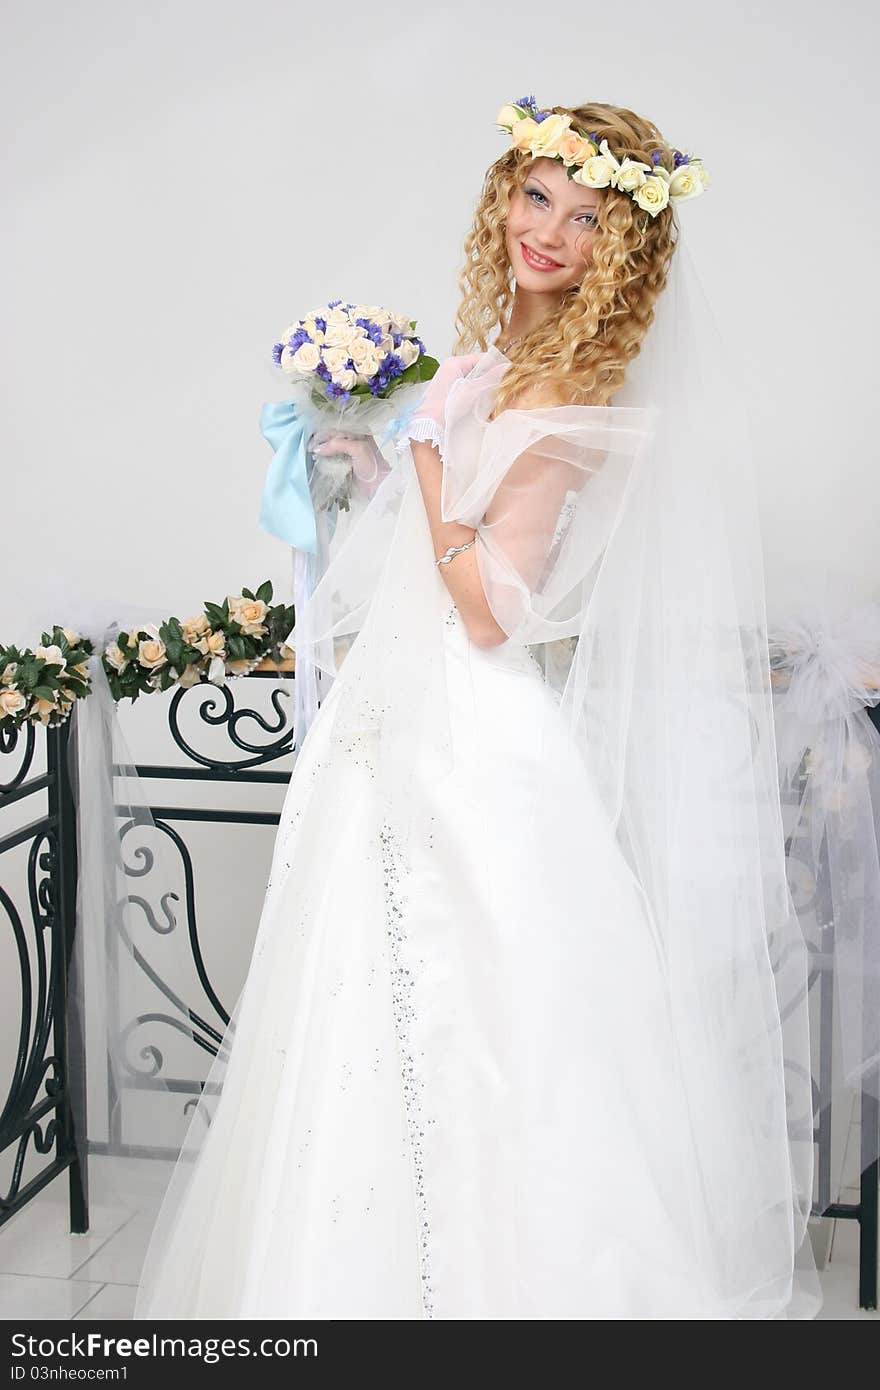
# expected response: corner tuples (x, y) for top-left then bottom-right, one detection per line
(132, 98), (820, 1320)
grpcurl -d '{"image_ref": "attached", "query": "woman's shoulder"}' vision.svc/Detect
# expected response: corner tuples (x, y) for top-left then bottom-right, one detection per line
(495, 373), (593, 415)
(438, 351), (485, 376)
(509, 378), (576, 409)
(435, 352), (577, 405)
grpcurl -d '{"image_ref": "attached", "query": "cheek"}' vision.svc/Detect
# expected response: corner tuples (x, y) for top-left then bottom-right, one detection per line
(573, 230), (595, 266)
(507, 196), (530, 236)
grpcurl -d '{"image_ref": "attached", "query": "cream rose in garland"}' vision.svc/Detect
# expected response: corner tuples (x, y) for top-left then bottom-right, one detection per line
(105, 585), (284, 699)
(0, 627), (92, 728)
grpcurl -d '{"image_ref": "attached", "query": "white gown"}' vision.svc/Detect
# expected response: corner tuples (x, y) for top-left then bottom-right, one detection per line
(133, 343), (819, 1321)
(133, 587), (724, 1320)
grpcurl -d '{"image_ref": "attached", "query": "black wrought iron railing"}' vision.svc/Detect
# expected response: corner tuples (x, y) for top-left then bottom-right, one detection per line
(0, 711), (86, 1230)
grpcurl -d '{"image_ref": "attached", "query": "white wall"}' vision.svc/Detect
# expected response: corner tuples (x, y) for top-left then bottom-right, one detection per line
(1, 2), (878, 1118)
(2, 0), (878, 641)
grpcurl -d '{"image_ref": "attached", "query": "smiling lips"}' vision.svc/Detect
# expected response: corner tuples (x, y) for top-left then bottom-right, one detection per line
(520, 241), (564, 271)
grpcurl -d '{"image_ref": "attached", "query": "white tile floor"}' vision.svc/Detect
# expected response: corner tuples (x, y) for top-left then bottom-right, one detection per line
(0, 1159), (877, 1320)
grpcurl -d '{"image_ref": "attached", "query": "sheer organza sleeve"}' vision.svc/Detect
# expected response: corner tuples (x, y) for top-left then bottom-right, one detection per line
(404, 352), (483, 452)
(426, 348), (653, 647)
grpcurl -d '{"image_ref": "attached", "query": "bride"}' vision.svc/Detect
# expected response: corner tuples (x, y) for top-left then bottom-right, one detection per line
(132, 98), (821, 1320)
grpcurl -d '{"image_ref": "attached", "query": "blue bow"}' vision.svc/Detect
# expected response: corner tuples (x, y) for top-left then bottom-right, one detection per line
(258, 400), (318, 555)
(376, 399), (420, 451)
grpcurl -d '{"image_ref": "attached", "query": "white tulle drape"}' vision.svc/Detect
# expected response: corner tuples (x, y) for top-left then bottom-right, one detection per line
(769, 578), (880, 1199)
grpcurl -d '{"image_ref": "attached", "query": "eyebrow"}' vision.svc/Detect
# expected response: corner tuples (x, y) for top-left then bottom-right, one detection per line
(527, 174), (598, 211)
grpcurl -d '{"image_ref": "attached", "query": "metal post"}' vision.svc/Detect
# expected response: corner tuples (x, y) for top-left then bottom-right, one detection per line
(48, 717), (89, 1232)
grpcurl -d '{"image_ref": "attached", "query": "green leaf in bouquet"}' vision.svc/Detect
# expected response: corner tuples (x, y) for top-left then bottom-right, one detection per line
(416, 354), (440, 381)
(32, 686), (57, 702)
(255, 580), (273, 604)
(394, 362), (420, 386)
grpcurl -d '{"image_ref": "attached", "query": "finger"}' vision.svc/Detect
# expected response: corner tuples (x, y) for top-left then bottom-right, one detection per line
(312, 436), (352, 457)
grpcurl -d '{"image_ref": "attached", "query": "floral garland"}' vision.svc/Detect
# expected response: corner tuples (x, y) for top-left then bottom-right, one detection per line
(496, 95), (709, 218)
(0, 582), (296, 732)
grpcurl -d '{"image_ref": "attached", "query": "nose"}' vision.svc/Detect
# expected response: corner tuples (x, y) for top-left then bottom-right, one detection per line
(532, 212), (567, 253)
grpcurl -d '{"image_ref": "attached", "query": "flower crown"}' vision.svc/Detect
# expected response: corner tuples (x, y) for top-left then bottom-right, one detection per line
(496, 95), (709, 218)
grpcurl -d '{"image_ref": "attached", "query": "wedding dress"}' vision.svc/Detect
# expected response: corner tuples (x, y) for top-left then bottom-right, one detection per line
(128, 246), (820, 1320)
(132, 585), (733, 1320)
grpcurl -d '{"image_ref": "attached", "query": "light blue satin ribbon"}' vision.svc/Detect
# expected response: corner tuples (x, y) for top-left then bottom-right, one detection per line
(259, 392), (424, 555)
(258, 400), (318, 555)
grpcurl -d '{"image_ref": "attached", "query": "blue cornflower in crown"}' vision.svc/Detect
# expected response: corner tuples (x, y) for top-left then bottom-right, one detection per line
(496, 98), (709, 217)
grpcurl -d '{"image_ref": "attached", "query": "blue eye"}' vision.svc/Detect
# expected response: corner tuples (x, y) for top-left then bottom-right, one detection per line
(525, 186), (596, 225)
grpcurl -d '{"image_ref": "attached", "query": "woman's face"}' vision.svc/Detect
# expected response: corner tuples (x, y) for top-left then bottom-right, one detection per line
(504, 156), (600, 293)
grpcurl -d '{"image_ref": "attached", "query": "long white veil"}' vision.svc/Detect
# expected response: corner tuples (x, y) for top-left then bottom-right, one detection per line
(285, 233), (821, 1315)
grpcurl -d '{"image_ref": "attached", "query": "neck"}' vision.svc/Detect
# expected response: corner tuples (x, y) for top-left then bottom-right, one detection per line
(501, 284), (566, 344)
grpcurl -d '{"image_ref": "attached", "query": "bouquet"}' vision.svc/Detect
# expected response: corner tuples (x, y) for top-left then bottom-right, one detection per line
(260, 299), (438, 537)
(273, 298), (437, 404)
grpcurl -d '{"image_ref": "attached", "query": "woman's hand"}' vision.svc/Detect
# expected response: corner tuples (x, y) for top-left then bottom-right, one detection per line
(309, 430), (390, 501)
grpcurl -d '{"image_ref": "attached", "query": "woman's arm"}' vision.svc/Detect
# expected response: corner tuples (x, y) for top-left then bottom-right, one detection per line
(410, 437), (508, 649)
(411, 372), (582, 649)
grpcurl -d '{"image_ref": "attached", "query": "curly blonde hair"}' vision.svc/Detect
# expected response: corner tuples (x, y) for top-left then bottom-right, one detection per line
(453, 101), (681, 414)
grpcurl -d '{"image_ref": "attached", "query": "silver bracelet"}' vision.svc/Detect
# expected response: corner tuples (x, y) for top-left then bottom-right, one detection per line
(435, 538), (476, 567)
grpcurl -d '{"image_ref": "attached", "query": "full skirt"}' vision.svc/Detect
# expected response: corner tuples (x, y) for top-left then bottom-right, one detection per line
(133, 596), (791, 1320)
